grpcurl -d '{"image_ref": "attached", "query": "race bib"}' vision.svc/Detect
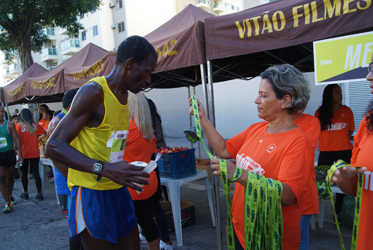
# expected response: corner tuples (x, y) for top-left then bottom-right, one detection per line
(106, 130), (128, 163)
(0, 137), (7, 148)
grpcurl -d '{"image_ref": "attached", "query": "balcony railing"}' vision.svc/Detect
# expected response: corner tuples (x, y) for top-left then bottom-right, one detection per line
(61, 39), (80, 51)
(41, 48), (58, 56)
(44, 28), (56, 36)
(213, 2), (224, 12)
(197, 0), (207, 3)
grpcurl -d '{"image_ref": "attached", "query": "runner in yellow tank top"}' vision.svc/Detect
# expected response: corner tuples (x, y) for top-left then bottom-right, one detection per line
(46, 36), (157, 249)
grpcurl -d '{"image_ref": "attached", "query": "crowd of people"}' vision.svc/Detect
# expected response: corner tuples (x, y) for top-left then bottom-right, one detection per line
(0, 35), (371, 250)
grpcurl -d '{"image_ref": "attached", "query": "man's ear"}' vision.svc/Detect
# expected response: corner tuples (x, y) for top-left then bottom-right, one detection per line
(125, 57), (136, 70)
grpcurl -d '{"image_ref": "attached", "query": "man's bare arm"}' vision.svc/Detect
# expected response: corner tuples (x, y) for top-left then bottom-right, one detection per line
(9, 122), (22, 163)
(45, 116), (69, 177)
(45, 83), (149, 190)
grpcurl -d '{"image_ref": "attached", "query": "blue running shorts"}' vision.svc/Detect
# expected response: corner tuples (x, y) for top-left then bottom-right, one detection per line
(68, 186), (137, 244)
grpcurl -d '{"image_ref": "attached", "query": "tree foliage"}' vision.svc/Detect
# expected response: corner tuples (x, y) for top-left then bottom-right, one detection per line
(0, 0), (101, 73)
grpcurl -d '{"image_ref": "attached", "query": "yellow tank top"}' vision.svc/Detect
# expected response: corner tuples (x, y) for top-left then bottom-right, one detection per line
(68, 77), (129, 190)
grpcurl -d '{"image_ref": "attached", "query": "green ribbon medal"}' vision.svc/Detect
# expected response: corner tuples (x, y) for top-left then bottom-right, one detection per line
(191, 95), (283, 249)
(326, 161), (363, 250)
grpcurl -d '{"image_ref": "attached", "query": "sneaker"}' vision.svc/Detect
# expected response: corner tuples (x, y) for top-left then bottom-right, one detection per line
(35, 193), (43, 201)
(160, 241), (173, 250)
(139, 233), (147, 244)
(3, 203), (13, 213)
(333, 213), (342, 225)
(9, 196), (16, 205)
(21, 192), (29, 200)
(47, 172), (54, 178)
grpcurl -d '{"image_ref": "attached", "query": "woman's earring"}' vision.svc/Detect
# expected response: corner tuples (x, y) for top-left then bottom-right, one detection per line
(281, 106), (285, 109)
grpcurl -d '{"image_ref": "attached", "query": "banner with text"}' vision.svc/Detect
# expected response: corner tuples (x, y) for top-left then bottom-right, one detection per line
(205, 0), (372, 61)
(313, 31), (373, 85)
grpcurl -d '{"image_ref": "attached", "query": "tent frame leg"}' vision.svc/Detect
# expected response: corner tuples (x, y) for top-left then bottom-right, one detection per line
(205, 60), (223, 250)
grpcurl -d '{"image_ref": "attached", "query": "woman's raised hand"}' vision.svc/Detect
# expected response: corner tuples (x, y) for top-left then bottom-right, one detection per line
(189, 97), (206, 121)
(327, 161), (367, 184)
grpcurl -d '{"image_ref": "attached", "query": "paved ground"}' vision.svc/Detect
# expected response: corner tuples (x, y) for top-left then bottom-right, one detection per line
(0, 171), (352, 249)
(0, 138), (352, 249)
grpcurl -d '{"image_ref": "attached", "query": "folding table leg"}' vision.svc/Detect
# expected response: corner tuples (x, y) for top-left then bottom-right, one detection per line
(204, 177), (215, 227)
(319, 199), (325, 228)
(166, 181), (183, 246)
(39, 162), (44, 196)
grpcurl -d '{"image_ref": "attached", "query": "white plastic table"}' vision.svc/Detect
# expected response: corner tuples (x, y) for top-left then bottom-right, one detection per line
(39, 158), (56, 200)
(311, 185), (343, 229)
(160, 169), (215, 246)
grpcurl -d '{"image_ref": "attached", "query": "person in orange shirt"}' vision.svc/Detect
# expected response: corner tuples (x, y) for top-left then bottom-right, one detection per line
(191, 64), (312, 250)
(292, 112), (320, 250)
(38, 104), (49, 127)
(41, 109), (53, 130)
(123, 92), (160, 250)
(330, 53), (373, 249)
(16, 109), (46, 201)
(315, 84), (355, 223)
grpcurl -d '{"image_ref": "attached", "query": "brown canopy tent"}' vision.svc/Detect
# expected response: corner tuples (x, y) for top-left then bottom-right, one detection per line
(0, 63), (48, 103)
(144, 4), (214, 88)
(5, 43), (108, 105)
(204, 0), (373, 81)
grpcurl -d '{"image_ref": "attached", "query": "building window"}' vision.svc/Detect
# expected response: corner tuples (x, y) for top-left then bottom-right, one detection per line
(231, 5), (235, 10)
(81, 31), (86, 41)
(116, 0), (123, 10)
(118, 22), (125, 33)
(93, 25), (98, 36)
(80, 13), (84, 19)
(236, 6), (239, 11)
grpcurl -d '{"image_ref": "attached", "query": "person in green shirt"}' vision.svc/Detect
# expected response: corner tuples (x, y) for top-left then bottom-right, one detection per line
(0, 106), (23, 213)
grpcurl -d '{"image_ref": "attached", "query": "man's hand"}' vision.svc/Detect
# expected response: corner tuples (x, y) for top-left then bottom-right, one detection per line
(18, 155), (23, 164)
(102, 162), (150, 191)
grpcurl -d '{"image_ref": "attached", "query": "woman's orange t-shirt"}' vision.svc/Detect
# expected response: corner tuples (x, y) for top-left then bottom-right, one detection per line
(38, 118), (49, 130)
(16, 123), (45, 159)
(293, 114), (320, 215)
(226, 122), (312, 250)
(315, 105), (355, 151)
(124, 119), (157, 201)
(350, 114), (373, 250)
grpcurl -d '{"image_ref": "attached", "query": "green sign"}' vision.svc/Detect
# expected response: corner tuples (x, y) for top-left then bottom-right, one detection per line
(313, 31), (373, 85)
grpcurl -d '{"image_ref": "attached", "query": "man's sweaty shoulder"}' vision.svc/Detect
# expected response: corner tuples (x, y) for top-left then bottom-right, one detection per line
(68, 81), (105, 128)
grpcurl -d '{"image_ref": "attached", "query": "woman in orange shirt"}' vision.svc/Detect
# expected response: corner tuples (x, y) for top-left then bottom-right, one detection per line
(16, 109), (46, 201)
(40, 109), (53, 130)
(330, 54), (373, 249)
(38, 104), (49, 127)
(123, 92), (160, 250)
(315, 84), (355, 223)
(191, 64), (312, 250)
